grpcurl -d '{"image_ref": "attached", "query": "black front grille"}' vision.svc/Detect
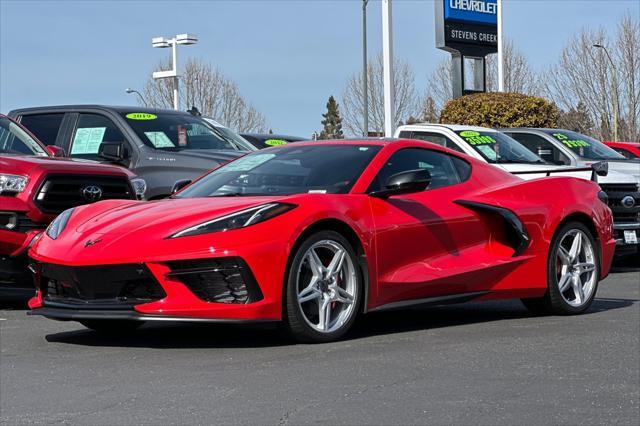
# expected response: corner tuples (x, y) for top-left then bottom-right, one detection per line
(34, 174), (134, 214)
(600, 183), (640, 224)
(0, 212), (44, 233)
(39, 263), (166, 307)
(165, 257), (263, 304)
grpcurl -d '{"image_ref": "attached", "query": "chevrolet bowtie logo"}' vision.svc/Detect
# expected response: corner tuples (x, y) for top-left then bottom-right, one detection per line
(84, 238), (102, 247)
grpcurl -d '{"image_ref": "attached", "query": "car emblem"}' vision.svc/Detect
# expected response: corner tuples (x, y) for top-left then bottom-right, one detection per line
(81, 185), (103, 201)
(621, 195), (636, 209)
(84, 238), (102, 247)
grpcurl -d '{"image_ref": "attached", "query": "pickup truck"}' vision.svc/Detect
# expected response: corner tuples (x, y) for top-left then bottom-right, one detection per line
(503, 128), (640, 259)
(395, 123), (639, 260)
(9, 105), (247, 199)
(0, 114), (143, 298)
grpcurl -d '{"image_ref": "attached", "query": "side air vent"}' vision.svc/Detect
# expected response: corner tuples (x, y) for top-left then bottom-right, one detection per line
(455, 200), (530, 257)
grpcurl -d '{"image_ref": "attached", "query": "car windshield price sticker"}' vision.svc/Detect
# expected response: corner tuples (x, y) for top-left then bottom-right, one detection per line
(552, 133), (590, 148)
(624, 230), (638, 245)
(126, 113), (157, 120)
(144, 131), (175, 148)
(459, 131), (496, 145)
(71, 127), (106, 154)
(223, 153), (275, 172)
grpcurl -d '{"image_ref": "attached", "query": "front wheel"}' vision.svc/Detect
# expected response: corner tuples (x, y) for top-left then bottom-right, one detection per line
(521, 221), (600, 315)
(284, 231), (362, 343)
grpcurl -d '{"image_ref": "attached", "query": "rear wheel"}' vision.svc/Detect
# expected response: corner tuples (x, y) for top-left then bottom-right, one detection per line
(284, 231), (362, 343)
(79, 320), (144, 333)
(521, 222), (600, 315)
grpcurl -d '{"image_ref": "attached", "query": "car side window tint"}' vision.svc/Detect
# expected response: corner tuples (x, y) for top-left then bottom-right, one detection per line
(71, 114), (126, 160)
(404, 131), (465, 154)
(369, 148), (469, 192)
(19, 113), (65, 146)
(508, 133), (570, 165)
(612, 147), (638, 159)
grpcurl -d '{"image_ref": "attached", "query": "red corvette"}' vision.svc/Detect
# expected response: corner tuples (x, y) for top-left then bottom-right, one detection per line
(28, 140), (615, 342)
(603, 141), (640, 159)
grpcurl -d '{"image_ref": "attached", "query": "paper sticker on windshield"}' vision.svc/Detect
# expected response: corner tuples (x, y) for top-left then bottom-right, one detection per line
(126, 113), (157, 120)
(144, 132), (175, 148)
(476, 144), (498, 160)
(264, 139), (288, 146)
(459, 130), (480, 137)
(71, 127), (106, 154)
(223, 153), (275, 172)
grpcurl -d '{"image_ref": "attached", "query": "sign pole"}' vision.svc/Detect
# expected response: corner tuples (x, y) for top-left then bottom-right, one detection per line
(497, 0), (504, 92)
(382, 0), (395, 137)
(362, 0), (369, 137)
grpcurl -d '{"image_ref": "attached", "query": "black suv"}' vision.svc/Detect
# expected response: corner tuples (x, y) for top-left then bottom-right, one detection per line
(9, 105), (250, 199)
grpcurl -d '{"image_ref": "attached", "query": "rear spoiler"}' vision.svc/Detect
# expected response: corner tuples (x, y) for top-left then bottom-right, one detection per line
(511, 161), (608, 182)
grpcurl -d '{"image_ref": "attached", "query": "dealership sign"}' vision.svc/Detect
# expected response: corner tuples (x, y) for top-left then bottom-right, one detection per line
(436, 0), (498, 56)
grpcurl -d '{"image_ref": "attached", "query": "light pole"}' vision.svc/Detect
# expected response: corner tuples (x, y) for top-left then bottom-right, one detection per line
(362, 0), (369, 137)
(125, 88), (147, 106)
(382, 0), (395, 137)
(151, 33), (198, 110)
(497, 0), (504, 92)
(593, 43), (619, 141)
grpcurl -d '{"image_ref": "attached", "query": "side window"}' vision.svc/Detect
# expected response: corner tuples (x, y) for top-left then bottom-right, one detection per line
(612, 147), (638, 159)
(402, 131), (465, 154)
(508, 133), (570, 165)
(19, 113), (65, 146)
(369, 148), (470, 192)
(70, 114), (126, 159)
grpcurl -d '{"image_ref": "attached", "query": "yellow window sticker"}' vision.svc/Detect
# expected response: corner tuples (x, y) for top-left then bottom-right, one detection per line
(126, 113), (157, 120)
(459, 130), (480, 137)
(264, 139), (288, 146)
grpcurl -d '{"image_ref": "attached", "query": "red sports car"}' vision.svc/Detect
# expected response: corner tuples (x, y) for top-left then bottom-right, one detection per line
(603, 141), (640, 159)
(28, 140), (615, 342)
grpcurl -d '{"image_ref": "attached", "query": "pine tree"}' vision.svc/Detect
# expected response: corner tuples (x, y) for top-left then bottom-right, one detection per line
(558, 102), (594, 135)
(319, 96), (344, 139)
(421, 97), (440, 123)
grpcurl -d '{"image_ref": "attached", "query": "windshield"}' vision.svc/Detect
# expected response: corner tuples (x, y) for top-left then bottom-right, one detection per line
(121, 112), (249, 152)
(455, 130), (544, 163)
(202, 118), (256, 151)
(544, 130), (626, 160)
(0, 117), (47, 156)
(176, 144), (381, 197)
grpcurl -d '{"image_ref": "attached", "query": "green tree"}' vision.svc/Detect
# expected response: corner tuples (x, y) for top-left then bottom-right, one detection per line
(319, 96), (344, 139)
(558, 102), (594, 135)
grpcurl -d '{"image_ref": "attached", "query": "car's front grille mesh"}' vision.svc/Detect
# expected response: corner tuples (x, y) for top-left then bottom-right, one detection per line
(600, 183), (640, 224)
(34, 174), (133, 214)
(165, 257), (263, 304)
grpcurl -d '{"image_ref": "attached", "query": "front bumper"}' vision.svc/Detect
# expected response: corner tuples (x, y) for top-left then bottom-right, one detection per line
(612, 223), (640, 255)
(0, 230), (42, 297)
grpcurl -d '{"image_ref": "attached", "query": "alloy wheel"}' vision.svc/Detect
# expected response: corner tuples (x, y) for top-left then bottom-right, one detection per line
(555, 229), (597, 307)
(296, 240), (357, 333)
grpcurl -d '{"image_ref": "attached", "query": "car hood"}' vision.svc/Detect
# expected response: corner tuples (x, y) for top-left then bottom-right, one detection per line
(497, 163), (593, 181)
(0, 155), (134, 178)
(596, 169), (639, 185)
(165, 149), (244, 163)
(605, 160), (640, 181)
(70, 196), (287, 239)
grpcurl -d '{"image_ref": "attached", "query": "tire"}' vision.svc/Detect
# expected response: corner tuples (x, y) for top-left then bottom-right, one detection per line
(284, 230), (362, 343)
(521, 221), (600, 315)
(79, 320), (144, 334)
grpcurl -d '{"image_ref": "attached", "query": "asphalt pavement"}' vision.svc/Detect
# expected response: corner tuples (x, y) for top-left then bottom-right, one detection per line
(1, 269), (638, 425)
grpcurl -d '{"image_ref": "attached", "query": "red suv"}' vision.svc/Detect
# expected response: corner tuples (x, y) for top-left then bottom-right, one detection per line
(0, 114), (145, 298)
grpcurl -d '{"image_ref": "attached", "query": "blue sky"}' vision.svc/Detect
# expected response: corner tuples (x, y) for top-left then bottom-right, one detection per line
(1, 0), (638, 137)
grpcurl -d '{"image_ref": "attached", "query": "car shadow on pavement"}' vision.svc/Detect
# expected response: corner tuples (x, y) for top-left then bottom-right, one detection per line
(43, 297), (636, 349)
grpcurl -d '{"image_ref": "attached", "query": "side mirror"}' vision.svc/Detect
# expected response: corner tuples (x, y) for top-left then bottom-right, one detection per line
(98, 141), (127, 162)
(591, 161), (609, 177)
(171, 179), (192, 194)
(46, 145), (65, 157)
(369, 169), (431, 198)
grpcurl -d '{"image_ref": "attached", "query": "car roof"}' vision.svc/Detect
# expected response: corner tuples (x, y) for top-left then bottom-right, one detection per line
(241, 133), (306, 140)
(9, 104), (192, 116)
(399, 123), (498, 132)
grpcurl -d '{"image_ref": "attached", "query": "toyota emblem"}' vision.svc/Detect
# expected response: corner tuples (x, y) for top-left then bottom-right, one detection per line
(81, 185), (103, 201)
(621, 195), (636, 209)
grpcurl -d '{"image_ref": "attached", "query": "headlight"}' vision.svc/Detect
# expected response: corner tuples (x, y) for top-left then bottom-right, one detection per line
(46, 208), (75, 240)
(170, 203), (296, 238)
(0, 174), (28, 194)
(130, 178), (146, 199)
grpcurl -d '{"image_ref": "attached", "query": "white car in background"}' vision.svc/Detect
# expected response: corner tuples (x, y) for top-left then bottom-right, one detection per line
(395, 123), (639, 258)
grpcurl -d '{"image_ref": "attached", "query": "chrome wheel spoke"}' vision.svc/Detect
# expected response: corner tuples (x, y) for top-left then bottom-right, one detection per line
(334, 286), (354, 305)
(571, 275), (584, 305)
(575, 262), (595, 275)
(318, 297), (332, 331)
(327, 249), (346, 277)
(568, 232), (582, 262)
(558, 273), (572, 293)
(558, 247), (571, 266)
(306, 249), (325, 278)
(298, 277), (321, 304)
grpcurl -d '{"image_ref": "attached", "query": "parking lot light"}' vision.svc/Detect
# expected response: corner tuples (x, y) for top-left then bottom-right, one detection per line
(152, 33), (199, 110)
(125, 88), (147, 107)
(592, 43), (619, 142)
